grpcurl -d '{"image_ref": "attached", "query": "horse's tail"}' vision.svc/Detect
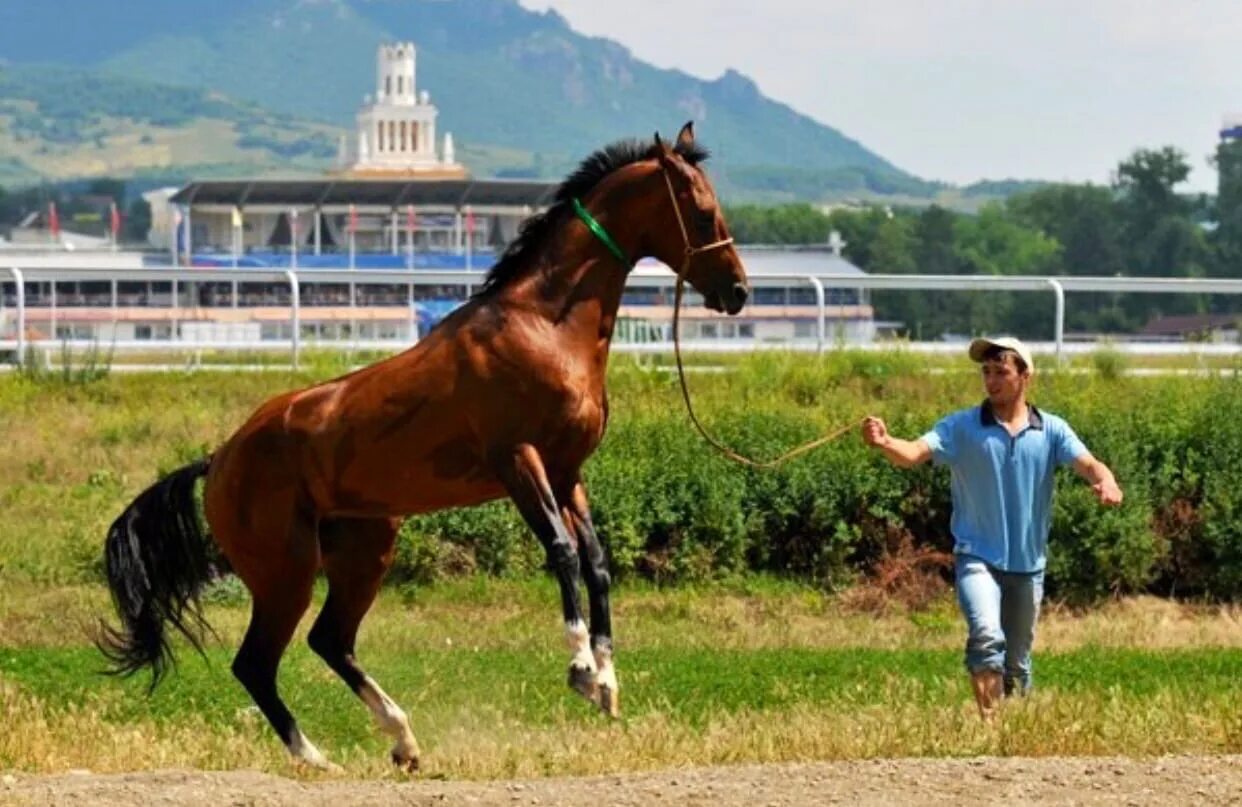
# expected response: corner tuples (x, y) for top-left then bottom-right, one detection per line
(96, 457), (226, 689)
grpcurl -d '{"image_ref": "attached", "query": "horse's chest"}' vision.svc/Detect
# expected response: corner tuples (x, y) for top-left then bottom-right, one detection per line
(557, 391), (606, 445)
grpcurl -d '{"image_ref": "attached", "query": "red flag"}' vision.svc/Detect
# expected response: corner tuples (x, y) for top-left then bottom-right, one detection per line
(465, 206), (475, 235)
(406, 204), (417, 233)
(348, 203), (358, 234)
(47, 202), (60, 237)
(109, 202), (122, 239)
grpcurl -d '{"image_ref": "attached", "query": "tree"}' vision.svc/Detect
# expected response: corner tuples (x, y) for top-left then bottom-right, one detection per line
(1113, 147), (1196, 276)
(1211, 137), (1242, 277)
(1115, 147), (1191, 232)
(915, 205), (958, 276)
(950, 204), (1059, 337)
(1111, 147), (1209, 326)
(1007, 184), (1123, 277)
(723, 203), (830, 244)
(87, 177), (127, 201)
(954, 204), (1058, 277)
(1006, 183), (1127, 332)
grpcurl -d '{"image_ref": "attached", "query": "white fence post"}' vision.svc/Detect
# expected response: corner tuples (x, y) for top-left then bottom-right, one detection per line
(806, 275), (826, 353)
(1047, 278), (1065, 364)
(285, 270), (300, 370)
(12, 268), (25, 366)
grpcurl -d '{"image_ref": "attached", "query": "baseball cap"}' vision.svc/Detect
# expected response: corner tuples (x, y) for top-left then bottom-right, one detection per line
(968, 336), (1034, 373)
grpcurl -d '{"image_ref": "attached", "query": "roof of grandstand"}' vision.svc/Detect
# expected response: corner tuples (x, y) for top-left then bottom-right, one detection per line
(170, 178), (558, 208)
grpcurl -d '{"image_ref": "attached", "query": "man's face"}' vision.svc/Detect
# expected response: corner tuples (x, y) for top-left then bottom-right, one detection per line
(980, 355), (1029, 406)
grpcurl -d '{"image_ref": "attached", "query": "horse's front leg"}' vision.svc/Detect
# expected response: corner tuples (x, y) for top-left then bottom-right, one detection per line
(493, 445), (598, 704)
(562, 478), (618, 717)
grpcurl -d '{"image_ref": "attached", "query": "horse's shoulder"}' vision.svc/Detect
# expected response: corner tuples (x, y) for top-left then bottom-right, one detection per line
(280, 381), (348, 434)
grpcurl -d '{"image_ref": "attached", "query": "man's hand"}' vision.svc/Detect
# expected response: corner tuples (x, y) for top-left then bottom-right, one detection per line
(863, 417), (932, 468)
(1093, 478), (1124, 506)
(862, 416), (889, 448)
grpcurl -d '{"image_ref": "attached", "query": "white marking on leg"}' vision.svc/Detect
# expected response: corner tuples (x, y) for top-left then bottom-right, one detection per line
(565, 619), (596, 674)
(288, 729), (333, 770)
(594, 646), (617, 696)
(359, 676), (420, 763)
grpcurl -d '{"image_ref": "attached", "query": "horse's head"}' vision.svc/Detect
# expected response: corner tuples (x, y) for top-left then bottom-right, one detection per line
(650, 122), (750, 315)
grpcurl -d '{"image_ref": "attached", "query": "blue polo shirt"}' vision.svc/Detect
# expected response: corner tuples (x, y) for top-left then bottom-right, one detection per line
(921, 402), (1088, 573)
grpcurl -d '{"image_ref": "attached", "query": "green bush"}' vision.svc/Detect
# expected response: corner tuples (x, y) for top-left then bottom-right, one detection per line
(382, 360), (1242, 602)
(3, 354), (1241, 602)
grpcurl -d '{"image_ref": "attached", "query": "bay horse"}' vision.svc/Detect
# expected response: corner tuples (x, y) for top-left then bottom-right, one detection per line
(97, 121), (749, 771)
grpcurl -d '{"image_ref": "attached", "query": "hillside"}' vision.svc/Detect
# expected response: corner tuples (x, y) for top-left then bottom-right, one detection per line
(0, 62), (546, 189)
(0, 0), (953, 201)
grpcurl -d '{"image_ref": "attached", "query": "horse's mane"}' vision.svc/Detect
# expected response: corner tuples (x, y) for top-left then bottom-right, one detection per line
(474, 136), (709, 297)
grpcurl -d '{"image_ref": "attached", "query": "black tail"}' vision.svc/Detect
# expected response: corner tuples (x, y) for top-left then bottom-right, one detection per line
(96, 458), (226, 689)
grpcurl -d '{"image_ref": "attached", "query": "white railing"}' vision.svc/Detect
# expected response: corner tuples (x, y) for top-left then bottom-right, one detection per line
(3, 264), (1242, 368)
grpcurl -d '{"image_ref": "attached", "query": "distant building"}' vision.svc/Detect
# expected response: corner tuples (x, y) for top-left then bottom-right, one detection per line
(1140, 313), (1239, 343)
(335, 42), (466, 179)
(1222, 114), (1242, 142)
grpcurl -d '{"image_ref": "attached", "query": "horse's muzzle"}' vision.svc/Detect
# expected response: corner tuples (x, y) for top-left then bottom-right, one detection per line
(724, 283), (749, 315)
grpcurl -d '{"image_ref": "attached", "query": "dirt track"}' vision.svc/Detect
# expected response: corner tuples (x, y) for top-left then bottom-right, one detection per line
(3, 755), (1240, 806)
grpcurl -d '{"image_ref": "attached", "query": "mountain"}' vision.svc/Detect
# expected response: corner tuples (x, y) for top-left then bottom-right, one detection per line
(0, 0), (940, 201)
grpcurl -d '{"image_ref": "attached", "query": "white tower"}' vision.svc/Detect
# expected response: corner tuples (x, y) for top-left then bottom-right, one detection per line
(377, 41), (417, 105)
(341, 42), (465, 177)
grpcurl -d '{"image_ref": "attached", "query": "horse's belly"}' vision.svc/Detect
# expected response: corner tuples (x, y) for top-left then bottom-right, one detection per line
(323, 434), (503, 517)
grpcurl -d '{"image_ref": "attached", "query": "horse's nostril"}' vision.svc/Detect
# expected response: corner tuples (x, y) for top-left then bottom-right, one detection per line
(732, 283), (749, 306)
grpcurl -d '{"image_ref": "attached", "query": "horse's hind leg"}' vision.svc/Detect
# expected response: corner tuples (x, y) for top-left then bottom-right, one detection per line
(225, 507), (327, 768)
(492, 445), (597, 704)
(308, 516), (421, 772)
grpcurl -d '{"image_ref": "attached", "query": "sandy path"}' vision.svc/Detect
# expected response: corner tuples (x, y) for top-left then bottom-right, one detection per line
(4, 754), (1240, 806)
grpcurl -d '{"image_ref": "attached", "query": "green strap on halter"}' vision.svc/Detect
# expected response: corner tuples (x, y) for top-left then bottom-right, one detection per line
(572, 197), (632, 270)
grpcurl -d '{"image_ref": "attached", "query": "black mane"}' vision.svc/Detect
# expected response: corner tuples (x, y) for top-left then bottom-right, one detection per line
(474, 136), (709, 296)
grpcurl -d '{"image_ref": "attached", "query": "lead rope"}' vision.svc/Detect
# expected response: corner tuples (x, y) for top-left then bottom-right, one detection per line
(671, 275), (862, 469)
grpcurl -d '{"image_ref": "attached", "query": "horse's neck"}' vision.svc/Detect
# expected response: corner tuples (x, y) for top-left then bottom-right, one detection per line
(551, 174), (657, 341)
(507, 197), (649, 351)
(485, 165), (659, 374)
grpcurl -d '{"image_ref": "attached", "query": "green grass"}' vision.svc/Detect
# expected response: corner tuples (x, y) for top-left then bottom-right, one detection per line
(1, 581), (1240, 776)
(3, 643), (1239, 734)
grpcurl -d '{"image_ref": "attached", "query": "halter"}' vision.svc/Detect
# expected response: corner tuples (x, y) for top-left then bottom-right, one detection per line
(658, 166), (736, 278)
(573, 163), (859, 469)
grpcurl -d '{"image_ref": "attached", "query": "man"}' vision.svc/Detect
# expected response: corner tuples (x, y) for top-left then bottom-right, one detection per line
(861, 336), (1123, 719)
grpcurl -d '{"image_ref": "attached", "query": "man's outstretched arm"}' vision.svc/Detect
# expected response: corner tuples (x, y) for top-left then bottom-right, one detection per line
(1072, 453), (1123, 506)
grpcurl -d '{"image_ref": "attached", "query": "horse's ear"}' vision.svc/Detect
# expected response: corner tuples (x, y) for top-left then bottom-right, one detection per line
(676, 121), (695, 148)
(654, 131), (667, 152)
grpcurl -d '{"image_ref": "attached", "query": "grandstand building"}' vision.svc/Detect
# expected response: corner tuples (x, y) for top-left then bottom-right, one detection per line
(2, 43), (876, 348)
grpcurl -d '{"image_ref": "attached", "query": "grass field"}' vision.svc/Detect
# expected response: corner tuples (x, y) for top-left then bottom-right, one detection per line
(1, 578), (1239, 778)
(1, 356), (1240, 778)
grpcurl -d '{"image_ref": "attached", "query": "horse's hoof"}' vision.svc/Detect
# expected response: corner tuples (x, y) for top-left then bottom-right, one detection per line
(289, 739), (341, 774)
(295, 757), (342, 774)
(391, 750), (420, 774)
(596, 684), (620, 718)
(568, 664), (598, 702)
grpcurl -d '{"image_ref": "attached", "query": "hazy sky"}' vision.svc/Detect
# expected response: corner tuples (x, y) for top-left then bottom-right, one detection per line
(518, 0), (1241, 192)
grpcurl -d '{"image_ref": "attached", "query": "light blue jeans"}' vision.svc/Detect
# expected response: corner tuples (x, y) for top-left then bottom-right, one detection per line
(954, 554), (1045, 695)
